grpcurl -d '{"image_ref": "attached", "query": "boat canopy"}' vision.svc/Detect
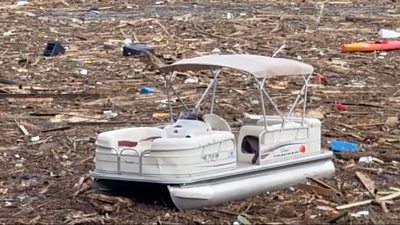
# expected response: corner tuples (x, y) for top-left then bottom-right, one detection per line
(159, 54), (314, 78)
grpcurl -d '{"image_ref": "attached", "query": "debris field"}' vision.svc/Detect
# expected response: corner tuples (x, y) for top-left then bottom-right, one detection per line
(0, 0), (399, 224)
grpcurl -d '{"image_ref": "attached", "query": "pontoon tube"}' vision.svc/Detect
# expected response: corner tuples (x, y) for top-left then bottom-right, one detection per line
(168, 157), (335, 210)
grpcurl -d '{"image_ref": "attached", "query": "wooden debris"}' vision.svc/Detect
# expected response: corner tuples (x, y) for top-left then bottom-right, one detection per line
(1, 1), (400, 224)
(307, 177), (341, 195)
(356, 171), (388, 213)
(336, 191), (400, 210)
(88, 193), (134, 213)
(16, 123), (29, 136)
(296, 183), (336, 196)
(325, 211), (348, 224)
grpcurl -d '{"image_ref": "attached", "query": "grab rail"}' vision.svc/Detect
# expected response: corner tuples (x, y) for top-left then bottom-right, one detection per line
(96, 143), (141, 174)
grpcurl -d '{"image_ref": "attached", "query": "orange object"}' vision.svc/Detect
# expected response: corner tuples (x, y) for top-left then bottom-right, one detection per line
(341, 40), (400, 52)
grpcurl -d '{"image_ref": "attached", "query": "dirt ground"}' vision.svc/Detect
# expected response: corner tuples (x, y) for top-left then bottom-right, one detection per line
(1, 0), (400, 224)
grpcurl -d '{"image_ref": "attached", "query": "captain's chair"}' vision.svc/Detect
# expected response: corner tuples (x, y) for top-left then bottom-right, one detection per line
(203, 114), (231, 132)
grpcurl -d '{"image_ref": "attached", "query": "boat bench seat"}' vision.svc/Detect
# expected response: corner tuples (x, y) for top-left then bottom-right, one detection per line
(96, 127), (163, 154)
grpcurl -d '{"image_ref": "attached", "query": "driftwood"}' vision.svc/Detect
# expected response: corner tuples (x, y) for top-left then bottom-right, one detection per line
(336, 191), (400, 210)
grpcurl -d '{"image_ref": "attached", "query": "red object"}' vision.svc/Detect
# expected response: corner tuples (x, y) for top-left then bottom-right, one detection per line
(118, 140), (138, 148)
(335, 102), (347, 111)
(341, 40), (400, 53)
(299, 145), (307, 153)
(314, 73), (327, 85)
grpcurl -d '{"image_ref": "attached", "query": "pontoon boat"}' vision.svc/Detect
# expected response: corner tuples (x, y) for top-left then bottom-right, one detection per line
(89, 54), (335, 210)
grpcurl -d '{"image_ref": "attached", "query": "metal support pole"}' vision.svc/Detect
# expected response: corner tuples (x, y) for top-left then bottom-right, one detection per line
(210, 70), (220, 114)
(165, 72), (190, 113)
(287, 73), (313, 118)
(301, 74), (311, 126)
(194, 69), (221, 112)
(162, 73), (174, 123)
(256, 77), (268, 131)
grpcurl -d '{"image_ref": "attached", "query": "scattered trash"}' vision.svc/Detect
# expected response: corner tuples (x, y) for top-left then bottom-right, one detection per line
(335, 102), (347, 111)
(211, 48), (222, 55)
(152, 112), (170, 120)
(378, 29), (400, 39)
(30, 136), (40, 142)
(43, 41), (65, 57)
(358, 156), (373, 164)
(341, 40), (400, 53)
(236, 215), (251, 225)
(79, 69), (88, 76)
(123, 43), (155, 56)
(103, 110), (118, 119)
(227, 12), (233, 19)
(122, 38), (133, 46)
(16, 1), (29, 6)
(4, 201), (12, 207)
(139, 86), (155, 94)
(3, 31), (13, 37)
(350, 210), (369, 218)
(358, 156), (384, 165)
(184, 77), (199, 84)
(155, 1), (164, 5)
(329, 140), (359, 152)
(159, 99), (170, 109)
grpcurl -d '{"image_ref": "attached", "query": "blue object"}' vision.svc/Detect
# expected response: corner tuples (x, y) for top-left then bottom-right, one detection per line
(139, 86), (155, 94)
(329, 140), (359, 152)
(123, 43), (155, 56)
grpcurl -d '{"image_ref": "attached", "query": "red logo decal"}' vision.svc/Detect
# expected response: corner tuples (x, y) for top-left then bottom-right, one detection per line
(299, 145), (306, 153)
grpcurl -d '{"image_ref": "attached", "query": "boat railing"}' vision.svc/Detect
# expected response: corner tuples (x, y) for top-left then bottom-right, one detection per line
(96, 136), (236, 175)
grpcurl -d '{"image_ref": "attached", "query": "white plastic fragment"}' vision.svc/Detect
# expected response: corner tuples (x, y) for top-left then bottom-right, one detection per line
(16, 1), (29, 6)
(358, 156), (373, 164)
(103, 110), (118, 119)
(3, 31), (13, 37)
(159, 99), (170, 109)
(122, 38), (133, 46)
(211, 48), (221, 55)
(5, 201), (12, 207)
(31, 136), (40, 142)
(227, 12), (233, 19)
(350, 210), (369, 218)
(79, 69), (88, 75)
(184, 77), (198, 84)
(378, 28), (400, 39)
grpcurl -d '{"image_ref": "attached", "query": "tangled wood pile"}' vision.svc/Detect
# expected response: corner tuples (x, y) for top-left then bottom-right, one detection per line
(0, 0), (399, 224)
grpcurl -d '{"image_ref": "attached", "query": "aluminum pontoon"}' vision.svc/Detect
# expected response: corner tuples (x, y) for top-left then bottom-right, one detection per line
(90, 54), (335, 210)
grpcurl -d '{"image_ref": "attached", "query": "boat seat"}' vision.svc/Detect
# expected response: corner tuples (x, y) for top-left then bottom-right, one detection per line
(96, 127), (163, 154)
(203, 114), (231, 132)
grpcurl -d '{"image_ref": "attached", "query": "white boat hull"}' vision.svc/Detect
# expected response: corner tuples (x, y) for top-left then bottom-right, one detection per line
(91, 151), (334, 210)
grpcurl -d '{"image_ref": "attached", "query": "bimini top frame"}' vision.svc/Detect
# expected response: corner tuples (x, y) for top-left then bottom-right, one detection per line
(159, 54), (314, 129)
